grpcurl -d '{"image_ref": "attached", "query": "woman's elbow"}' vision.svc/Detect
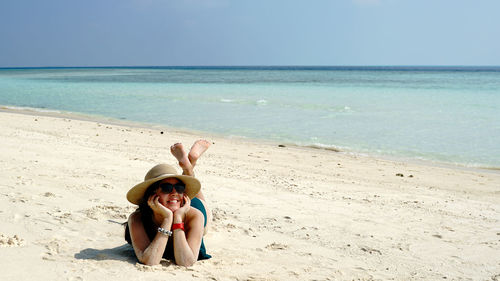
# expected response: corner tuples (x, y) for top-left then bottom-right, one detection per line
(143, 260), (160, 266)
(138, 255), (160, 266)
(176, 257), (196, 267)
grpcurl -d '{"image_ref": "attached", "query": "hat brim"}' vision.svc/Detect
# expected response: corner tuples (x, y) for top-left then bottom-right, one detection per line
(127, 174), (201, 205)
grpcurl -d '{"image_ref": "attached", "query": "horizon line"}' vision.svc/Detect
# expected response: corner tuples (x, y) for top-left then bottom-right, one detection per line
(2, 65), (500, 70)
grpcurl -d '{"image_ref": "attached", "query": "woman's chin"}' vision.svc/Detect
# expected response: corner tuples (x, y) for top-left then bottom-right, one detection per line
(167, 205), (180, 212)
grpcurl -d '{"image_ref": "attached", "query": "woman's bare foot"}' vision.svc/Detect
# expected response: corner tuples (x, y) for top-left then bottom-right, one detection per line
(170, 143), (194, 176)
(188, 139), (211, 167)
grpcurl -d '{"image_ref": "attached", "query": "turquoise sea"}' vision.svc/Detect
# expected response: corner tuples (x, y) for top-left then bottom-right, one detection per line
(1, 66), (499, 168)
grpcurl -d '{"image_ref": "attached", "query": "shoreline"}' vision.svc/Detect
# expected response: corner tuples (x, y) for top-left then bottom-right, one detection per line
(2, 104), (498, 174)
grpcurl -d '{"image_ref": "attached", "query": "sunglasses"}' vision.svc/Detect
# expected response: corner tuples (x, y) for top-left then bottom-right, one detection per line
(158, 182), (186, 194)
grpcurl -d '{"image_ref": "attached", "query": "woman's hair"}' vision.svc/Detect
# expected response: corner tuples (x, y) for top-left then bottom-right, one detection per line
(124, 182), (162, 244)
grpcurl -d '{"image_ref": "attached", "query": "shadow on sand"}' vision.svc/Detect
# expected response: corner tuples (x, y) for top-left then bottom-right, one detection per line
(75, 244), (137, 264)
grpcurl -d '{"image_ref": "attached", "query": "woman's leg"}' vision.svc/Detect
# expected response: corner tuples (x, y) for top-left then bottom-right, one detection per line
(170, 142), (194, 176)
(170, 140), (212, 234)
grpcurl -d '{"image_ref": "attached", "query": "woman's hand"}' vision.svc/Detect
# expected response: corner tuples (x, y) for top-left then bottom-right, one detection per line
(148, 194), (173, 223)
(173, 194), (191, 223)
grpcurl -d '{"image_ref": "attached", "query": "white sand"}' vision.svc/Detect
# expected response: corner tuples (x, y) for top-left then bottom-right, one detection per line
(0, 110), (499, 281)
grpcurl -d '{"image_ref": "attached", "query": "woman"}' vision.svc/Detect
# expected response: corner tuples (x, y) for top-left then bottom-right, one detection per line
(125, 140), (212, 266)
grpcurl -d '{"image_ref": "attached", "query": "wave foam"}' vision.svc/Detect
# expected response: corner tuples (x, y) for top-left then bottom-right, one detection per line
(1, 105), (63, 114)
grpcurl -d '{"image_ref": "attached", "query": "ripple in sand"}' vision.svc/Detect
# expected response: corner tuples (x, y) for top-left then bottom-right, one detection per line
(83, 205), (136, 220)
(265, 242), (288, 250)
(0, 234), (25, 247)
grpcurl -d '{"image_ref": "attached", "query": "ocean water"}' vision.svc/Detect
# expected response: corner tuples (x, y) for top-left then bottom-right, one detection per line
(1, 66), (499, 168)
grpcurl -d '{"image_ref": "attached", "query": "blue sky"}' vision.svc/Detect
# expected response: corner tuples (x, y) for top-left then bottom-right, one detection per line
(1, 0), (499, 67)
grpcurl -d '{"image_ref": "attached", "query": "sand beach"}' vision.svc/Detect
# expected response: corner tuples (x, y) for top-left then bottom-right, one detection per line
(0, 109), (499, 281)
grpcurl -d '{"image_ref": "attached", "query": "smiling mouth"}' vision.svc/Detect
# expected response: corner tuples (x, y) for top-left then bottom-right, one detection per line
(167, 199), (179, 204)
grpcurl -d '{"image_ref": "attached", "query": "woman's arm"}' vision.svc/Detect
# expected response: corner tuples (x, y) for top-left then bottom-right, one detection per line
(128, 194), (174, 265)
(172, 196), (204, 266)
(128, 211), (173, 265)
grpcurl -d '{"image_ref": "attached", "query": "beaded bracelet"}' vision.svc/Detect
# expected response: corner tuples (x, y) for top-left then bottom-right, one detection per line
(158, 227), (172, 236)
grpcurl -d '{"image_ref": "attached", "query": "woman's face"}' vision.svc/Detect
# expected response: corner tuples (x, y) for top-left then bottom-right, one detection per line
(155, 178), (184, 212)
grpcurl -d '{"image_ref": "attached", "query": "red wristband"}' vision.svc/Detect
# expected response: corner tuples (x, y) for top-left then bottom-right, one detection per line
(172, 222), (184, 231)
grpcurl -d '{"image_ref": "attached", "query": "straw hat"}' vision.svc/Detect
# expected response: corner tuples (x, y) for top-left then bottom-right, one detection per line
(127, 163), (201, 205)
